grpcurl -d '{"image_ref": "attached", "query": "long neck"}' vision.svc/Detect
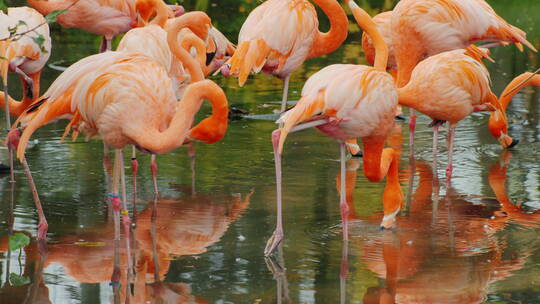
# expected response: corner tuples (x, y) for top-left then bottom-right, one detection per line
(180, 32), (207, 74)
(167, 12), (211, 82)
(362, 136), (403, 227)
(187, 81), (229, 144)
(499, 72), (540, 110)
(131, 80), (226, 154)
(347, 1), (388, 71)
(0, 89), (29, 117)
(307, 0), (348, 59)
(137, 0), (170, 28)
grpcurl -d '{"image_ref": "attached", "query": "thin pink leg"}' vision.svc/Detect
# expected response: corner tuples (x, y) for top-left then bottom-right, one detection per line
(446, 124), (456, 181)
(339, 142), (349, 241)
(432, 125), (439, 173)
(117, 149), (134, 285)
(21, 157), (48, 240)
(265, 130), (284, 256)
(340, 237), (349, 304)
(131, 146), (138, 204)
(150, 154), (158, 196)
(409, 109), (417, 149)
(188, 143), (196, 196)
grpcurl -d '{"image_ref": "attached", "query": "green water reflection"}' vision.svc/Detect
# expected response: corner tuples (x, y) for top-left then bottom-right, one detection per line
(0, 0), (540, 303)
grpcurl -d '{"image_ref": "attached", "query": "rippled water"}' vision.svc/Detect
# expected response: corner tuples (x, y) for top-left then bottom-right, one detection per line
(1, 0), (540, 303)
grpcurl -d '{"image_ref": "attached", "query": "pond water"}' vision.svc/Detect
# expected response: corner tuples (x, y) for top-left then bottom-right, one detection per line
(1, 0), (540, 303)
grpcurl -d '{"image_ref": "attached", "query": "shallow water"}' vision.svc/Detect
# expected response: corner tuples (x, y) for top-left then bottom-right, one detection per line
(1, 0), (540, 303)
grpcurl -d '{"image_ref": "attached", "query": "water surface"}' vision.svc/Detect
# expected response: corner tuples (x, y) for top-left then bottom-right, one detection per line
(1, 0), (540, 303)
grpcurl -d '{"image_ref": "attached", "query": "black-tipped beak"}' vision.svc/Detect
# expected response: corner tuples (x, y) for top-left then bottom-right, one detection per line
(508, 138), (519, 149)
(351, 150), (363, 158)
(395, 114), (407, 121)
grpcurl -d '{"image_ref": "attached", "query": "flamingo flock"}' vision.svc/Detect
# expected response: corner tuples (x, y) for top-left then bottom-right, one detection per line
(0, 0), (539, 293)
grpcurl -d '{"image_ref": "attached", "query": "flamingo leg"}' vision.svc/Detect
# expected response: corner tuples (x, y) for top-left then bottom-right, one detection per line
(100, 36), (112, 53)
(150, 154), (159, 196)
(103, 143), (112, 189)
(21, 158), (48, 240)
(12, 67), (34, 99)
(3, 80), (15, 182)
(339, 142), (349, 241)
(188, 143), (196, 196)
(408, 109), (416, 149)
(117, 149), (134, 280)
(265, 130), (284, 256)
(446, 123), (456, 181)
(280, 75), (291, 114)
(340, 237), (349, 304)
(131, 145), (138, 205)
(432, 125), (439, 172)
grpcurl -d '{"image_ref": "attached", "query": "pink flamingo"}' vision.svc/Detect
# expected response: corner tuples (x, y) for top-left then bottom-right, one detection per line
(226, 0), (348, 114)
(391, 0), (536, 145)
(265, 1), (403, 255)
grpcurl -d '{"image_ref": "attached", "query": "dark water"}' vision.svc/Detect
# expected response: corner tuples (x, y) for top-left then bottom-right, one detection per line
(1, 0), (540, 303)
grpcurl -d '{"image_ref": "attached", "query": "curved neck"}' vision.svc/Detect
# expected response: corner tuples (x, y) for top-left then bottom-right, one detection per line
(0, 90), (31, 117)
(499, 72), (540, 110)
(136, 0), (170, 28)
(307, 0), (348, 59)
(129, 80), (227, 154)
(166, 12), (211, 83)
(347, 1), (388, 71)
(180, 32), (207, 74)
(362, 136), (403, 225)
(187, 81), (229, 144)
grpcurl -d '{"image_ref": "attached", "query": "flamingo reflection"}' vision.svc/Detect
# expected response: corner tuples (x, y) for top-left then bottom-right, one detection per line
(336, 158), (531, 303)
(0, 190), (251, 303)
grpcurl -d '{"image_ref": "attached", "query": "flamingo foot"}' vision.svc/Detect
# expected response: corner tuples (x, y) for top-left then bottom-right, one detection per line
(446, 164), (453, 180)
(37, 220), (48, 240)
(264, 228), (283, 257)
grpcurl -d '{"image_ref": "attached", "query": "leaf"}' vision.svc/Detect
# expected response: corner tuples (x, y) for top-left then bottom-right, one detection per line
(45, 9), (68, 24)
(17, 20), (27, 27)
(9, 273), (30, 286)
(31, 35), (45, 49)
(9, 232), (30, 251)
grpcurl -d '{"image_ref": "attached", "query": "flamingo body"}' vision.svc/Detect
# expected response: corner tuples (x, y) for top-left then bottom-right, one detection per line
(278, 64), (397, 144)
(28, 0), (137, 40)
(398, 48), (496, 124)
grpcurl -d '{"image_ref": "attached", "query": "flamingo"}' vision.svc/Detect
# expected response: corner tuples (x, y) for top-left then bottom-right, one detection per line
(0, 7), (51, 180)
(397, 45), (499, 180)
(226, 0), (348, 114)
(265, 1), (403, 255)
(116, 11), (213, 196)
(488, 72), (540, 148)
(9, 53), (229, 243)
(391, 0), (536, 145)
(27, 0), (178, 52)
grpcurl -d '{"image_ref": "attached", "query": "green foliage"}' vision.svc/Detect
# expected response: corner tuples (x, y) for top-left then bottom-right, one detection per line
(9, 273), (30, 286)
(8, 232), (30, 251)
(0, 0), (6, 11)
(45, 9), (68, 24)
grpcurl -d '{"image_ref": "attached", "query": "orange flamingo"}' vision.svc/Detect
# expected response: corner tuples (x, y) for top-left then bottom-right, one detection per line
(397, 46), (499, 180)
(226, 0), (348, 114)
(265, 1), (403, 255)
(27, 0), (178, 52)
(0, 7), (51, 114)
(488, 72), (540, 148)
(0, 7), (51, 180)
(361, 11), (396, 74)
(391, 0), (536, 144)
(117, 12), (211, 195)
(10, 53), (228, 241)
